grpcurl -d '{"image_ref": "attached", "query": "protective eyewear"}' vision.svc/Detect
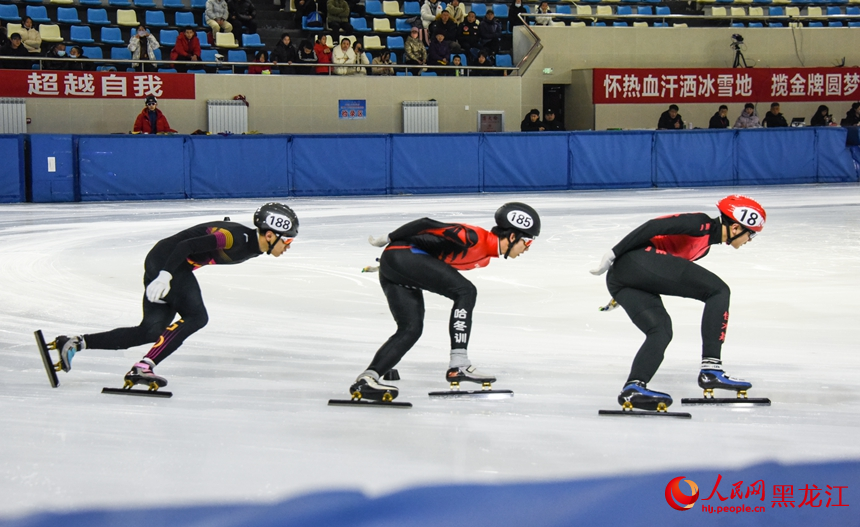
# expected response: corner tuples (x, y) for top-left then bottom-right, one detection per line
(280, 236), (294, 246)
(745, 229), (757, 240)
(521, 237), (534, 247)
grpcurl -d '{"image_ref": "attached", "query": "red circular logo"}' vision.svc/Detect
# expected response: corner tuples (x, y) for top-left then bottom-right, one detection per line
(665, 476), (699, 511)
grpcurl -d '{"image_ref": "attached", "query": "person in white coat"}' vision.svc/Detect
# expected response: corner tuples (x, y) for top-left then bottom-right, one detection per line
(332, 37), (356, 75)
(128, 25), (160, 72)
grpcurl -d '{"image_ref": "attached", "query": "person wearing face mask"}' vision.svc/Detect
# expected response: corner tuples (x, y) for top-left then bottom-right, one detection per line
(67, 46), (93, 71)
(128, 25), (160, 72)
(44, 42), (68, 70)
(509, 0), (528, 29)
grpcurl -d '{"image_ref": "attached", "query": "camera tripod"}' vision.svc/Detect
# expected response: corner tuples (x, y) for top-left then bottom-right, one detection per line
(732, 44), (749, 68)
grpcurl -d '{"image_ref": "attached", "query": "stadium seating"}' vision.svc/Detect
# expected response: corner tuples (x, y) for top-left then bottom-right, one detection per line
(366, 1), (385, 16)
(383, 1), (404, 16)
(57, 7), (82, 24)
(242, 33), (265, 48)
(116, 9), (140, 27)
(145, 11), (169, 28)
(215, 32), (239, 48)
(39, 24), (64, 42)
(174, 12), (197, 27)
(87, 9), (111, 25)
(70, 25), (96, 43)
(160, 29), (179, 46)
(81, 45), (103, 59)
(101, 27), (125, 44)
(0, 5), (21, 22)
(25, 6), (51, 24)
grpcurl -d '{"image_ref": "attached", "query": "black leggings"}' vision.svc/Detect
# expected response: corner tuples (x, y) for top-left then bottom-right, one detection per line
(365, 248), (477, 375)
(607, 248), (730, 384)
(84, 266), (209, 365)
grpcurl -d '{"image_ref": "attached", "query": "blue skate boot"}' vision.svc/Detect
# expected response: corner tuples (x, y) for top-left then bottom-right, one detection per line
(618, 380), (673, 412)
(124, 358), (168, 391)
(698, 359), (752, 398)
(51, 335), (84, 372)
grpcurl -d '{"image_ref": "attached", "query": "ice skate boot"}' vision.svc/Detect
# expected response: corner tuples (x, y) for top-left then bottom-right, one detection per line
(617, 381), (673, 412)
(446, 365), (497, 390)
(51, 335), (83, 372)
(349, 373), (399, 402)
(698, 359), (752, 398)
(123, 358), (168, 391)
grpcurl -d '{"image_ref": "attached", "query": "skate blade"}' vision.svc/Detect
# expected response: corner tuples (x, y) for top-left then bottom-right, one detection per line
(428, 389), (513, 399)
(598, 409), (691, 418)
(327, 398), (412, 408)
(681, 397), (770, 406)
(102, 387), (173, 398)
(34, 330), (60, 388)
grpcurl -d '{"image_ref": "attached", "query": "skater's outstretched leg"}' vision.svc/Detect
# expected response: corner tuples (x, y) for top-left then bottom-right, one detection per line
(614, 288), (672, 384)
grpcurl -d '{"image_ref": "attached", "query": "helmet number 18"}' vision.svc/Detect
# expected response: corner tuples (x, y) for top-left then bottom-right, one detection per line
(736, 207), (762, 228)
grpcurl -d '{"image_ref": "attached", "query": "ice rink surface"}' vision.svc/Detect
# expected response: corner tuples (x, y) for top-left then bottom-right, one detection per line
(0, 184), (858, 519)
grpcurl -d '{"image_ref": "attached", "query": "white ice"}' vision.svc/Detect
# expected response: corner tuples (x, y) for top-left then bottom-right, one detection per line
(1, 185), (858, 519)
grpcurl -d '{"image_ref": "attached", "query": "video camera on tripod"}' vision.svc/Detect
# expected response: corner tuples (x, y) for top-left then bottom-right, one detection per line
(731, 34), (749, 68)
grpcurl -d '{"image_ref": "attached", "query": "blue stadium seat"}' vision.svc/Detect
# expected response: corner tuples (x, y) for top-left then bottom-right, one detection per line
(395, 18), (412, 31)
(352, 17), (370, 31)
(828, 21), (843, 27)
(637, 6), (652, 15)
(70, 25), (95, 43)
(160, 29), (179, 46)
(227, 49), (246, 62)
(25, 6), (51, 24)
(472, 3), (487, 18)
(396, 71), (413, 76)
(808, 21), (823, 27)
(174, 12), (197, 26)
(493, 4), (508, 18)
(57, 7), (82, 24)
(79, 0), (104, 6)
(556, 5), (571, 14)
(110, 47), (132, 60)
(87, 9), (111, 25)
(191, 0), (208, 9)
(108, 0), (132, 7)
(749, 22), (763, 27)
(186, 68), (207, 73)
(495, 53), (512, 67)
(81, 45), (103, 59)
(387, 35), (404, 49)
(134, 0), (156, 7)
(768, 6), (784, 16)
(101, 27), (124, 44)
(655, 6), (670, 15)
(158, 68), (178, 72)
(24, 0), (44, 4)
(201, 49), (218, 62)
(422, 71), (437, 76)
(403, 1), (420, 16)
(365, 1), (384, 16)
(613, 21), (629, 26)
(827, 6), (842, 16)
(0, 5), (21, 22)
(145, 10), (169, 27)
(242, 33), (265, 47)
(163, 0), (185, 8)
(752, 0), (772, 3)
(152, 47), (161, 60)
(616, 6), (632, 16)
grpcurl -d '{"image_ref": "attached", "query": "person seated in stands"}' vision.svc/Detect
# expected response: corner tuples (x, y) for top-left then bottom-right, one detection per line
(68, 46), (93, 71)
(294, 0), (317, 26)
(451, 54), (464, 76)
(521, 109), (544, 132)
(228, 0), (257, 36)
(509, 0), (528, 30)
(297, 39), (317, 74)
(478, 9), (502, 55)
(761, 102), (787, 128)
(332, 37), (356, 75)
(458, 11), (480, 64)
(314, 33), (333, 74)
(371, 48), (394, 75)
(133, 96), (177, 134)
(352, 40), (369, 75)
(171, 28), (202, 73)
(421, 0), (444, 45)
(271, 33), (298, 74)
(44, 43), (68, 71)
(733, 102), (761, 129)
(128, 25), (160, 73)
(841, 102), (860, 127)
(708, 104), (730, 129)
(247, 50), (271, 74)
(810, 105), (833, 127)
(205, 0), (234, 38)
(535, 2), (553, 26)
(404, 27), (428, 75)
(326, 0), (353, 47)
(431, 10), (461, 53)
(428, 31), (451, 75)
(446, 0), (466, 25)
(471, 49), (495, 76)
(657, 104), (684, 130)
(1, 33), (32, 69)
(20, 17), (42, 55)
(543, 108), (565, 131)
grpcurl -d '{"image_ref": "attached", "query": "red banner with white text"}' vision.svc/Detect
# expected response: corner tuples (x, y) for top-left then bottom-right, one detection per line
(593, 68), (860, 104)
(0, 70), (196, 99)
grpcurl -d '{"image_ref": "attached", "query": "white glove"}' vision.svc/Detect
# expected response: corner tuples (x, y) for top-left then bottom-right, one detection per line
(145, 271), (173, 303)
(589, 250), (616, 276)
(368, 234), (390, 247)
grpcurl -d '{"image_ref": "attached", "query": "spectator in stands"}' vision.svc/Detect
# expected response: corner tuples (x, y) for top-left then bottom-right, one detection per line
(521, 109), (544, 132)
(733, 102), (761, 129)
(294, 0), (317, 26)
(657, 104), (684, 130)
(297, 39), (317, 74)
(841, 102), (860, 127)
(327, 0), (353, 47)
(458, 11), (480, 63)
(229, 0), (257, 37)
(421, 0), (444, 44)
(431, 10), (460, 49)
(428, 31), (451, 75)
(133, 96), (177, 134)
(371, 48), (394, 75)
(205, 0), (234, 38)
(332, 37), (356, 75)
(451, 54), (464, 76)
(0, 21), (8, 49)
(44, 43), (68, 71)
(1, 33), (31, 69)
(762, 102), (787, 128)
(313, 33), (332, 74)
(352, 40), (369, 75)
(128, 25), (160, 73)
(171, 28), (202, 72)
(248, 50), (271, 74)
(478, 9), (502, 55)
(271, 33), (298, 74)
(404, 27), (428, 74)
(543, 108), (564, 131)
(708, 104), (730, 129)
(20, 17), (42, 55)
(535, 2), (553, 26)
(446, 0), (466, 25)
(509, 0), (528, 30)
(68, 46), (93, 71)
(471, 50), (495, 76)
(810, 105), (833, 127)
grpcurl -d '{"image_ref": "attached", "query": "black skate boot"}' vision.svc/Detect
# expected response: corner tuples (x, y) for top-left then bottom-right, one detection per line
(698, 359), (752, 397)
(350, 373), (399, 402)
(51, 335), (83, 372)
(124, 358), (168, 391)
(445, 365), (497, 387)
(618, 380), (673, 412)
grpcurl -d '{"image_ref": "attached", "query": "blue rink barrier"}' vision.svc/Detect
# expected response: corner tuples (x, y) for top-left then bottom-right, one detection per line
(0, 136), (25, 203)
(15, 128), (860, 203)
(2, 460), (857, 527)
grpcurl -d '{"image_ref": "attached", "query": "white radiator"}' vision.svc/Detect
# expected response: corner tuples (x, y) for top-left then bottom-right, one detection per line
(207, 100), (248, 134)
(0, 98), (27, 134)
(402, 101), (439, 133)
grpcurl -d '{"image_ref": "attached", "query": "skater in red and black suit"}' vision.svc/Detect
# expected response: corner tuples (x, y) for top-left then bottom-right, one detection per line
(590, 195), (766, 411)
(350, 202), (541, 401)
(50, 203), (299, 389)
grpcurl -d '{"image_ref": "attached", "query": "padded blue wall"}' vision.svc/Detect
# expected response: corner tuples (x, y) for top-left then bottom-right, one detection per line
(0, 136), (25, 203)
(10, 129), (859, 203)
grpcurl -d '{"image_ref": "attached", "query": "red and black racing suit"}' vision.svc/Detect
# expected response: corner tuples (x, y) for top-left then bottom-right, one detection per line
(84, 221), (263, 365)
(605, 213), (728, 384)
(366, 218), (500, 376)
